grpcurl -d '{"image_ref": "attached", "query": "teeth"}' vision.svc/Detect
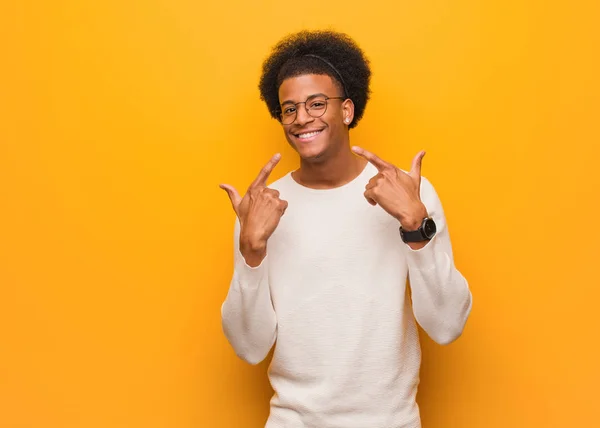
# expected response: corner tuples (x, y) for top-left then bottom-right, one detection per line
(298, 130), (321, 139)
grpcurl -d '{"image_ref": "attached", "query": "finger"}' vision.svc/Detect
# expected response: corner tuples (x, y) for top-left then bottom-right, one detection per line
(250, 153), (282, 189)
(365, 174), (381, 190)
(264, 188), (281, 198)
(219, 184), (242, 214)
(351, 146), (389, 171)
(280, 200), (288, 215)
(364, 189), (377, 206)
(409, 150), (426, 180)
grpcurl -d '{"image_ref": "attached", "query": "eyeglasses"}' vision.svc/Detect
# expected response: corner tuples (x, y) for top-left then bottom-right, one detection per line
(278, 95), (346, 125)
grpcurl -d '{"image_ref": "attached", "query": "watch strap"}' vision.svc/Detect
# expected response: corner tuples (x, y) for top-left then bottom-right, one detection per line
(399, 217), (434, 243)
(400, 227), (427, 243)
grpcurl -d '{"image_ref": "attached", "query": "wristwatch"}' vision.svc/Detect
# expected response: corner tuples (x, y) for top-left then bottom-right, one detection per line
(399, 217), (437, 243)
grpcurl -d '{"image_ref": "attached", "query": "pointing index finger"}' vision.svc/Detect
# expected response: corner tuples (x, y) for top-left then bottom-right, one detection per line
(351, 146), (389, 171)
(250, 153), (282, 189)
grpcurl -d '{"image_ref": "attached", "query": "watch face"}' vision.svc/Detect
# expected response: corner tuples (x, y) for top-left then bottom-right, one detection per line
(423, 218), (437, 239)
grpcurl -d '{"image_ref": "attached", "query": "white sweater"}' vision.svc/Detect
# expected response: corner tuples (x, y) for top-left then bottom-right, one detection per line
(221, 162), (472, 428)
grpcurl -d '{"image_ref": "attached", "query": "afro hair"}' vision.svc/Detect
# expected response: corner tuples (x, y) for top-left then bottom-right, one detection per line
(258, 30), (371, 129)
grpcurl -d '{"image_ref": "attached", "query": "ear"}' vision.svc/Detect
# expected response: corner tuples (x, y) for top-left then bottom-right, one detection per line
(342, 98), (355, 125)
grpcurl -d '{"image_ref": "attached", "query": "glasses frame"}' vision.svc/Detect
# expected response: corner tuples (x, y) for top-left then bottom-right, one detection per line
(277, 95), (346, 125)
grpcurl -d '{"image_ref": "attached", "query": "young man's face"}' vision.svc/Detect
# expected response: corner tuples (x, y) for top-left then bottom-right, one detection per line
(278, 74), (352, 163)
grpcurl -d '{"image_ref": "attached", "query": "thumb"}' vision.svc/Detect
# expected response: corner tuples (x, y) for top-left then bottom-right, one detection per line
(409, 150), (426, 180)
(219, 184), (242, 213)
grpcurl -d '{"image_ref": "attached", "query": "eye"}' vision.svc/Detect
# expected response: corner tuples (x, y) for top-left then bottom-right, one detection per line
(283, 106), (296, 115)
(309, 101), (326, 109)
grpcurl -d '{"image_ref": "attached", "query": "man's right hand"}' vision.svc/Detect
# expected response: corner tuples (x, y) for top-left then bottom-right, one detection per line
(220, 153), (288, 267)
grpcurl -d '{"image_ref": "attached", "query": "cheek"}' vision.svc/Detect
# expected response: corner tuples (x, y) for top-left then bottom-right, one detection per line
(327, 117), (344, 137)
(282, 128), (296, 146)
(282, 127), (306, 153)
(322, 111), (343, 132)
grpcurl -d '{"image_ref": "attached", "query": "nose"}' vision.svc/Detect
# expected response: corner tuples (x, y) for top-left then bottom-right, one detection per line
(294, 104), (315, 126)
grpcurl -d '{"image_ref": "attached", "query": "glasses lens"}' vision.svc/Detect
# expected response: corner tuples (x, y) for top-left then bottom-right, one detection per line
(280, 106), (296, 125)
(307, 97), (327, 118)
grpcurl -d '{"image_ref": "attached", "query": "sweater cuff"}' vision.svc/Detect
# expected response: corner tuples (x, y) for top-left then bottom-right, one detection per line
(234, 248), (268, 287)
(405, 235), (438, 271)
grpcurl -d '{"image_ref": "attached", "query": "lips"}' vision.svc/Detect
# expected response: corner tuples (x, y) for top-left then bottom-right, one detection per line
(293, 128), (325, 143)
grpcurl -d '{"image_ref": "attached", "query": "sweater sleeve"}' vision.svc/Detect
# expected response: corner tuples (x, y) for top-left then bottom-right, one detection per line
(220, 218), (277, 365)
(405, 177), (473, 345)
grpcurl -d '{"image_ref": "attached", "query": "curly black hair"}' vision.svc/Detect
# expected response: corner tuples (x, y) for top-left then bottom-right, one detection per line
(258, 30), (371, 129)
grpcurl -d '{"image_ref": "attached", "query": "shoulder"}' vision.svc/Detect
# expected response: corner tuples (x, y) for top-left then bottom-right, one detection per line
(418, 175), (438, 197)
(417, 175), (445, 214)
(419, 175), (435, 193)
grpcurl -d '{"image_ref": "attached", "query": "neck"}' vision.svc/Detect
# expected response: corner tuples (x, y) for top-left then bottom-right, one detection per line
(293, 145), (368, 189)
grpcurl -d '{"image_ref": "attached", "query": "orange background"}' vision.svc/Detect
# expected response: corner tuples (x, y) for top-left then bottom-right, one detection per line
(1, 1), (599, 427)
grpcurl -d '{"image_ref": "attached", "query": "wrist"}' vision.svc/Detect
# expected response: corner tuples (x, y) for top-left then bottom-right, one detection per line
(239, 243), (266, 268)
(239, 233), (267, 267)
(397, 204), (429, 231)
(399, 216), (422, 231)
(240, 236), (266, 251)
(240, 227), (267, 250)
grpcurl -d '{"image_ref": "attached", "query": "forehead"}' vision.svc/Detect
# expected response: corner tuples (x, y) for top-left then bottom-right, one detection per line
(278, 74), (338, 104)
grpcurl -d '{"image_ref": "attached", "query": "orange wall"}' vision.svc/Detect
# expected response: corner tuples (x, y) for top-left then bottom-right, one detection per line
(1, 1), (599, 427)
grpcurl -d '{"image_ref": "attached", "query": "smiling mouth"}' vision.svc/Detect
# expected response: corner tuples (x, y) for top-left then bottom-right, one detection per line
(294, 129), (324, 142)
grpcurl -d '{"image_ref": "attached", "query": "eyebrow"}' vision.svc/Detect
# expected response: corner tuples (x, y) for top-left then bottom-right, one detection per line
(280, 93), (327, 106)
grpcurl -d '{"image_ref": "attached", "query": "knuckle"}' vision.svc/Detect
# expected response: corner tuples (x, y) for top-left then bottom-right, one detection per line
(264, 189), (279, 200)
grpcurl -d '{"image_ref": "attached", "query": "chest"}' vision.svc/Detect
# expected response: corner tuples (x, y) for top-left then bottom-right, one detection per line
(265, 193), (408, 311)
(272, 194), (395, 257)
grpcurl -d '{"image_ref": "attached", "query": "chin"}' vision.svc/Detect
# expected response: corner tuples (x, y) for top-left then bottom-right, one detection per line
(294, 145), (329, 163)
(299, 153), (326, 164)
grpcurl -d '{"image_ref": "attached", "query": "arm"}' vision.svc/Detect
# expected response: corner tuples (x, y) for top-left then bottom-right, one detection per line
(349, 146), (471, 345)
(405, 177), (472, 345)
(220, 218), (277, 365)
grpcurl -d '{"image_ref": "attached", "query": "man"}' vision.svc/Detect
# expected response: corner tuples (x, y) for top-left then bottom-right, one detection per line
(219, 30), (472, 428)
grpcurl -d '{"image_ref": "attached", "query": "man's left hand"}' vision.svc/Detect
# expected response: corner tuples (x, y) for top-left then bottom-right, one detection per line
(351, 146), (429, 231)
